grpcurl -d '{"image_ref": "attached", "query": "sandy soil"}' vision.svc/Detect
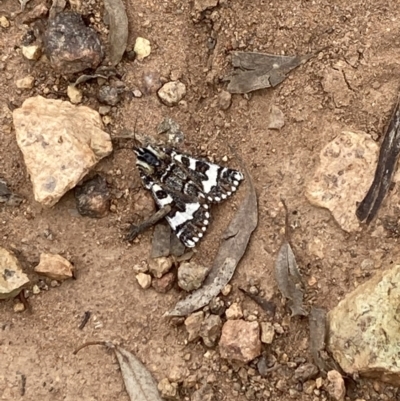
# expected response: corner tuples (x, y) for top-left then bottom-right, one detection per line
(1, 0), (400, 400)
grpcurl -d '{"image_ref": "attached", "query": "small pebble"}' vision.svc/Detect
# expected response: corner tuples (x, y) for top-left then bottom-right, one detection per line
(134, 37), (151, 60)
(98, 105), (111, 115)
(67, 85), (82, 104)
(98, 85), (121, 106)
(13, 302), (25, 313)
(158, 81), (186, 106)
(16, 75), (35, 89)
(0, 16), (10, 28)
(136, 272), (152, 289)
(132, 89), (143, 98)
(50, 280), (60, 287)
(218, 90), (232, 110)
(221, 284), (232, 296)
(22, 45), (41, 61)
(32, 284), (41, 295)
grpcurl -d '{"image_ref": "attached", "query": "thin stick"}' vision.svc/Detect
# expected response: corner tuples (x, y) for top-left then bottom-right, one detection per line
(73, 341), (111, 355)
(126, 205), (171, 242)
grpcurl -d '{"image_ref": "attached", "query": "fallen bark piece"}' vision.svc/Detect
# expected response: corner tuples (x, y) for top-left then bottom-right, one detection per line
(306, 131), (379, 232)
(356, 99), (400, 224)
(35, 253), (74, 280)
(224, 51), (313, 94)
(327, 264), (400, 385)
(0, 247), (29, 300)
(13, 96), (112, 207)
(219, 320), (261, 363)
(165, 159), (258, 317)
(43, 11), (103, 74)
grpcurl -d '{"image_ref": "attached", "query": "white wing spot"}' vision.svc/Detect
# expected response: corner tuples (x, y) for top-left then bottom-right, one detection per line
(193, 237), (199, 242)
(185, 239), (195, 247)
(205, 212), (210, 218)
(167, 202), (200, 230)
(198, 232), (203, 238)
(231, 186), (237, 191)
(204, 219), (209, 225)
(221, 194), (227, 199)
(233, 180), (239, 186)
(215, 196), (221, 202)
(202, 226), (207, 232)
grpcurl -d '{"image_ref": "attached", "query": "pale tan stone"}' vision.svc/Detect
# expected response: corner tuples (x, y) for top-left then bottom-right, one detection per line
(35, 253), (74, 280)
(13, 96), (112, 206)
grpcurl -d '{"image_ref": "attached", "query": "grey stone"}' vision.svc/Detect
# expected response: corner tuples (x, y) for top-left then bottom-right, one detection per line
(150, 223), (171, 259)
(294, 363), (319, 382)
(177, 261), (209, 292)
(327, 264), (400, 385)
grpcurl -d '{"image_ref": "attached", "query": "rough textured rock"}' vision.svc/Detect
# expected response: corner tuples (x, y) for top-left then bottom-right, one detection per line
(326, 370), (346, 401)
(97, 85), (121, 106)
(35, 253), (74, 280)
(22, 45), (41, 60)
(321, 68), (352, 108)
(184, 311), (204, 342)
(306, 131), (379, 232)
(75, 175), (110, 218)
(191, 384), (215, 401)
(157, 81), (186, 106)
(327, 264), (400, 385)
(294, 363), (319, 382)
(134, 37), (151, 60)
(194, 0), (219, 13)
(43, 11), (103, 74)
(200, 314), (222, 347)
(135, 273), (152, 289)
(13, 96), (112, 206)
(177, 261), (209, 291)
(67, 85), (82, 104)
(260, 322), (275, 344)
(225, 302), (243, 320)
(152, 272), (175, 293)
(0, 247), (30, 299)
(149, 257), (173, 278)
(157, 378), (178, 400)
(219, 320), (261, 363)
(16, 75), (35, 89)
(268, 105), (285, 130)
(218, 90), (232, 110)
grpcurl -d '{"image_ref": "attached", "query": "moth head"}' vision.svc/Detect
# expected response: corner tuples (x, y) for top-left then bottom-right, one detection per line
(134, 146), (162, 174)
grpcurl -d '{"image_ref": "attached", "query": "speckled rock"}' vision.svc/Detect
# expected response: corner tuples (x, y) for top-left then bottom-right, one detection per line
(0, 247), (29, 299)
(134, 37), (151, 60)
(219, 320), (261, 363)
(13, 96), (112, 206)
(326, 370), (346, 401)
(35, 253), (74, 280)
(177, 261), (209, 292)
(152, 271), (175, 293)
(327, 264), (400, 385)
(149, 257), (173, 278)
(200, 314), (222, 347)
(157, 81), (186, 106)
(306, 131), (379, 232)
(157, 378), (178, 400)
(184, 311), (204, 342)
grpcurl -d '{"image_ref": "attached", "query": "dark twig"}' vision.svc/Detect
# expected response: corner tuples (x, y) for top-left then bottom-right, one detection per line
(126, 205), (171, 242)
(78, 311), (91, 330)
(356, 98), (400, 223)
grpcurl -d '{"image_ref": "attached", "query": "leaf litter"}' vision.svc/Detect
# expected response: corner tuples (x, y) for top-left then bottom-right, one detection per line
(275, 199), (307, 317)
(74, 341), (163, 401)
(224, 51), (315, 94)
(104, 0), (129, 66)
(165, 155), (258, 317)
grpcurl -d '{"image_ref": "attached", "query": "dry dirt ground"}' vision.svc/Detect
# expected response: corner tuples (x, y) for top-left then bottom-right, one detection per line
(1, 0), (400, 400)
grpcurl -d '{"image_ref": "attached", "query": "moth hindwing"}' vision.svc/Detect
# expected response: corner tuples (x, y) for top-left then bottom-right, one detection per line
(134, 145), (244, 247)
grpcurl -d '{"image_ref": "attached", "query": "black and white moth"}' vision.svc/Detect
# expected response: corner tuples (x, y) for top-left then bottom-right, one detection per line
(134, 145), (244, 248)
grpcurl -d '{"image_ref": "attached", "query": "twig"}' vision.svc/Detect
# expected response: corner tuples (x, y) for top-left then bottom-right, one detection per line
(126, 205), (171, 242)
(73, 341), (113, 355)
(78, 311), (91, 330)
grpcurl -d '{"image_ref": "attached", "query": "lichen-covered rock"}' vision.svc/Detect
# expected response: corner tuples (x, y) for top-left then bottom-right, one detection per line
(13, 96), (112, 206)
(177, 261), (209, 291)
(306, 131), (379, 232)
(43, 11), (103, 74)
(327, 264), (400, 385)
(219, 320), (261, 363)
(0, 247), (29, 299)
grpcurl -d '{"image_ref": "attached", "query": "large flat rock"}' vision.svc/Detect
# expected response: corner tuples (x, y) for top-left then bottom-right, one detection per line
(306, 131), (379, 232)
(13, 96), (112, 206)
(327, 265), (400, 385)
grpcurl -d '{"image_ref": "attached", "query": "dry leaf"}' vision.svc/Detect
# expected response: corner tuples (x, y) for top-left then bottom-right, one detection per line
(224, 51), (313, 94)
(104, 0), (129, 66)
(74, 342), (163, 401)
(115, 346), (163, 401)
(165, 159), (258, 317)
(309, 307), (341, 373)
(239, 287), (276, 317)
(275, 201), (307, 317)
